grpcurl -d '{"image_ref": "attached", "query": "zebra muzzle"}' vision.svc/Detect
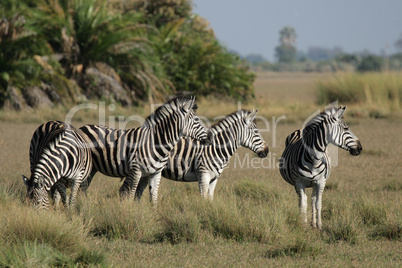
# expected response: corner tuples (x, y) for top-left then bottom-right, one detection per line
(349, 140), (362, 156)
(257, 144), (269, 158)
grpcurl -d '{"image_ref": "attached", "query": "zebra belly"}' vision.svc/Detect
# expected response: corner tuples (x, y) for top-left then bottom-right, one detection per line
(139, 159), (168, 176)
(163, 168), (198, 182)
(178, 171), (199, 182)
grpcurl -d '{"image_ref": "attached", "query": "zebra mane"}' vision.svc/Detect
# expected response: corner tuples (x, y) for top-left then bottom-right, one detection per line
(210, 110), (254, 130)
(143, 96), (197, 128)
(303, 106), (340, 134)
(31, 121), (72, 171)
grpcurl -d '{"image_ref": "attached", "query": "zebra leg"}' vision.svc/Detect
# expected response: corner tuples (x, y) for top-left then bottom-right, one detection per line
(197, 172), (211, 199)
(119, 165), (142, 200)
(207, 178), (218, 200)
(295, 184), (308, 225)
(51, 182), (68, 209)
(80, 169), (97, 195)
(135, 176), (149, 201)
(68, 179), (81, 208)
(149, 171), (162, 205)
(315, 183), (326, 229)
(52, 189), (61, 209)
(311, 185), (318, 228)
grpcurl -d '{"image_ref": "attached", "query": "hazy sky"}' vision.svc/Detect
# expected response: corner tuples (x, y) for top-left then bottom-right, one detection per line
(192, 0), (402, 61)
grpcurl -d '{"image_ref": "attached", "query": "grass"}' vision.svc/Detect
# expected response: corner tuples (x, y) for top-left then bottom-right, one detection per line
(0, 72), (401, 266)
(317, 71), (402, 118)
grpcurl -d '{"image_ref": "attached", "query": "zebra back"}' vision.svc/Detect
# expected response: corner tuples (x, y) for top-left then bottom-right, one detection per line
(29, 120), (67, 173)
(79, 96), (210, 194)
(163, 110), (269, 181)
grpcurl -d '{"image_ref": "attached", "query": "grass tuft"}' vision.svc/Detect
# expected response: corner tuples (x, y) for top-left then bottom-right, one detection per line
(0, 204), (90, 253)
(265, 236), (323, 258)
(80, 197), (160, 242)
(233, 179), (280, 202)
(0, 241), (72, 267)
(371, 221), (402, 241)
(382, 180), (402, 191)
(322, 201), (359, 244)
(354, 198), (386, 226)
(325, 181), (339, 191)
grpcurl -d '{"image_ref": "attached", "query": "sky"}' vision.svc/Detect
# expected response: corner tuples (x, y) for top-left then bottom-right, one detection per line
(192, 0), (402, 61)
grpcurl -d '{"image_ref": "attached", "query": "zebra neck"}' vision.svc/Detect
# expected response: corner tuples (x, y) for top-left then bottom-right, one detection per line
(152, 122), (181, 156)
(210, 128), (239, 162)
(302, 124), (328, 159)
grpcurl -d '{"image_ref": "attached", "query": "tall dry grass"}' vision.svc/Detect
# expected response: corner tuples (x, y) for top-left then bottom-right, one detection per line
(317, 72), (402, 117)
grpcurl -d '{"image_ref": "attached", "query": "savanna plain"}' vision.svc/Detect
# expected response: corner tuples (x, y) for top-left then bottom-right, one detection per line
(0, 72), (401, 267)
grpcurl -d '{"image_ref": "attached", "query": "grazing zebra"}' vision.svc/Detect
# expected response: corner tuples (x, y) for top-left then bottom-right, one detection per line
(136, 109), (269, 200)
(22, 121), (92, 210)
(279, 106), (362, 229)
(79, 96), (210, 204)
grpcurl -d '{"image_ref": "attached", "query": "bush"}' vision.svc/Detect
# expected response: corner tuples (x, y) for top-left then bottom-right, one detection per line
(1, 0), (256, 109)
(357, 55), (383, 72)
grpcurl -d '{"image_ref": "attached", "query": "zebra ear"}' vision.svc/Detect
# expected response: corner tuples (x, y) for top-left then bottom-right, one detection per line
(22, 174), (29, 186)
(245, 109), (258, 125)
(182, 97), (195, 112)
(336, 106), (346, 119)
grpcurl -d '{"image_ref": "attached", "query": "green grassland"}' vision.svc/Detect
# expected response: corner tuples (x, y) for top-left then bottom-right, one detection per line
(0, 72), (401, 267)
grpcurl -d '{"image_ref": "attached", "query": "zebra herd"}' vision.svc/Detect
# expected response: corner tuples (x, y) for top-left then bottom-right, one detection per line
(22, 96), (362, 228)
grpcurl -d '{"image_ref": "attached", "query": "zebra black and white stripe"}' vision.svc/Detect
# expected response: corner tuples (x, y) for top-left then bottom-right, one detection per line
(147, 109), (269, 200)
(279, 106), (362, 229)
(79, 96), (210, 204)
(22, 121), (92, 210)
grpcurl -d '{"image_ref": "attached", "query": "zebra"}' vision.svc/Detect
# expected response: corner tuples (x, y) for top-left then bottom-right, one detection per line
(22, 121), (92, 210)
(79, 96), (211, 204)
(279, 106), (362, 229)
(135, 109), (269, 200)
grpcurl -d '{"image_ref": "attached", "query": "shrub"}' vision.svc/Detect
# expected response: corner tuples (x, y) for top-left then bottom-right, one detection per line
(357, 55), (383, 72)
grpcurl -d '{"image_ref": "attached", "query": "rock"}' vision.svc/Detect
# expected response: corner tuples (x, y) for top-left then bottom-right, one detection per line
(23, 86), (53, 108)
(83, 67), (132, 106)
(4, 86), (28, 110)
(40, 82), (62, 104)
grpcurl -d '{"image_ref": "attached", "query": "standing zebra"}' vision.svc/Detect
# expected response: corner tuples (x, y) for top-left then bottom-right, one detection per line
(79, 96), (210, 204)
(22, 121), (92, 210)
(136, 109), (269, 200)
(279, 106), (362, 229)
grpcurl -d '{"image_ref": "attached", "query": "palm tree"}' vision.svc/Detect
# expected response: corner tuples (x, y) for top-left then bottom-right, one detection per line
(33, 0), (165, 101)
(0, 0), (51, 106)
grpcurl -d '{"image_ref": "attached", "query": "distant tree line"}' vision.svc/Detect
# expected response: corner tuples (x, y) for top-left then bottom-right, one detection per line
(245, 26), (402, 73)
(0, 0), (255, 110)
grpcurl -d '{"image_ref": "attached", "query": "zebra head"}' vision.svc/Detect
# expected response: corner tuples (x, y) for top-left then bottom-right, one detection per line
(327, 106), (362, 156)
(22, 174), (49, 210)
(240, 110), (269, 158)
(179, 96), (211, 145)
